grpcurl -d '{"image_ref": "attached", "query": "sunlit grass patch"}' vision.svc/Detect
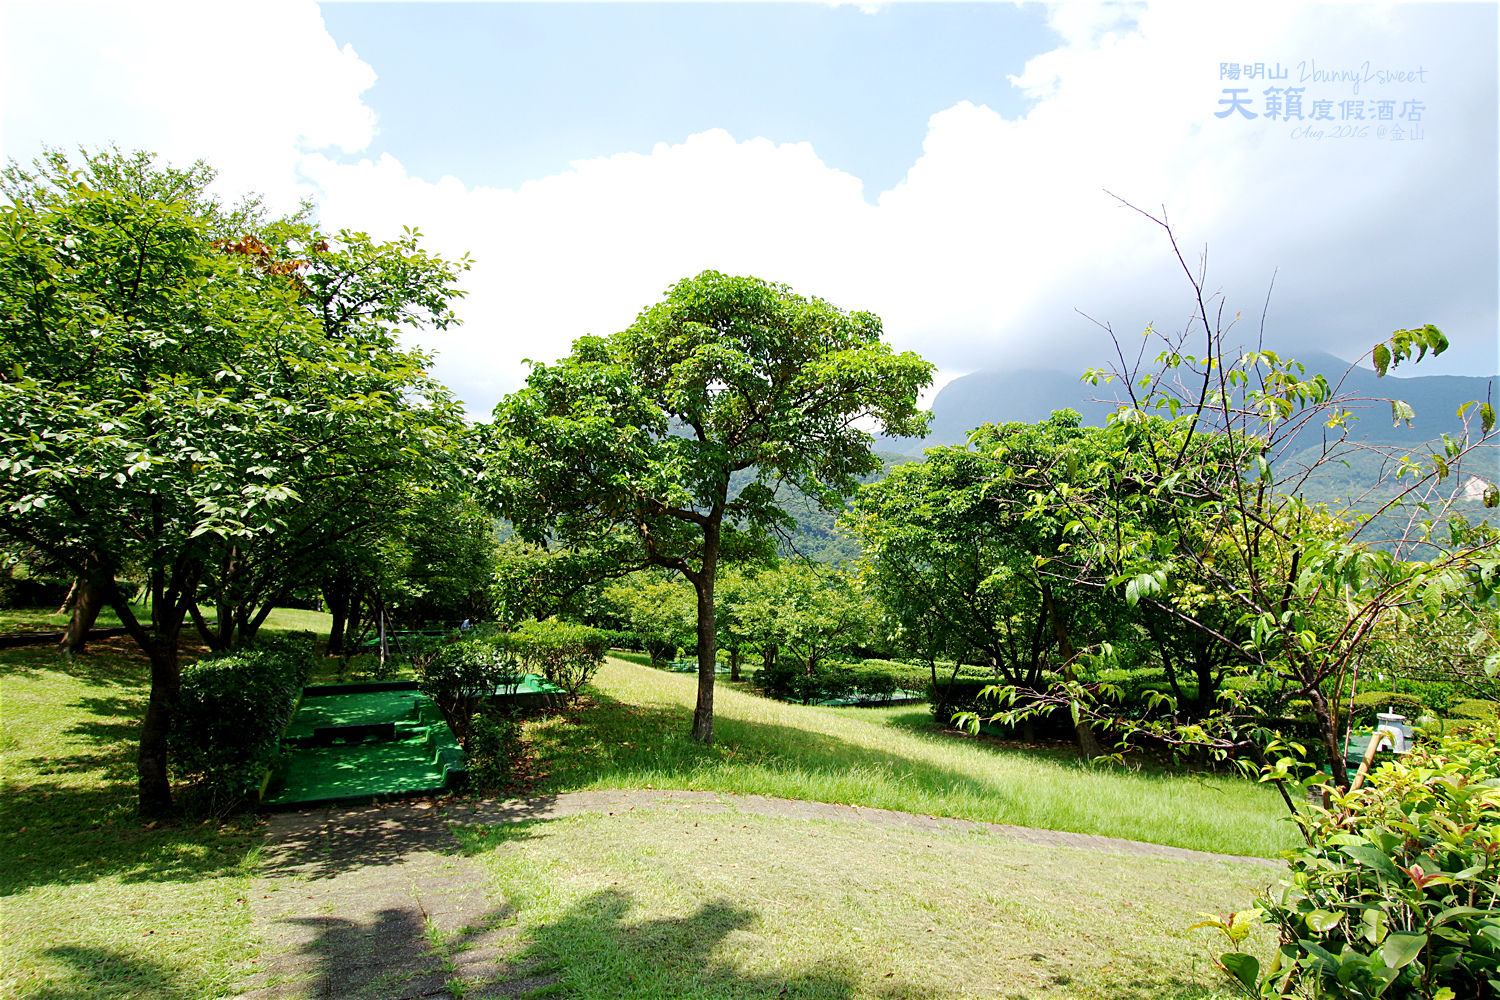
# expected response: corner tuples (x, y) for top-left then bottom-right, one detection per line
(525, 658), (1299, 858)
(1, 645), (261, 1000)
(454, 805), (1271, 999)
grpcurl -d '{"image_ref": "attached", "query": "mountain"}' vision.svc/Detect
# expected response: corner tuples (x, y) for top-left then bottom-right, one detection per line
(893, 350), (1498, 456)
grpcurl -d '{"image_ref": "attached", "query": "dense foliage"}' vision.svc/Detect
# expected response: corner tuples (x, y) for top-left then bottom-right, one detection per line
(1200, 720), (1500, 998)
(483, 270), (933, 743)
(0, 147), (469, 815)
(512, 618), (611, 700)
(168, 632), (314, 815)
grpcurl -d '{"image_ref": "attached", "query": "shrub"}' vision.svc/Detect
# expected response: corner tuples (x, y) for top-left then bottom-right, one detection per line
(645, 637), (678, 667)
(1200, 719), (1500, 998)
(513, 619), (609, 700)
(465, 709), (523, 791)
(1452, 699), (1499, 721)
(589, 628), (641, 651)
(414, 635), (524, 746)
(169, 632), (315, 815)
(1349, 690), (1427, 727)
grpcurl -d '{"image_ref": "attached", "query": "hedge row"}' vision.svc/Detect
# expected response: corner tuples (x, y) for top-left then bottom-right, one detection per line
(169, 632), (315, 813)
(753, 661), (927, 705)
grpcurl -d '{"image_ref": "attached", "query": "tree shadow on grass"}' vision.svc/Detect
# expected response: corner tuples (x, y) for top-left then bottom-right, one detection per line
(253, 905), (519, 1000)
(501, 887), (913, 1000)
(24, 945), (193, 1000)
(0, 779), (260, 895)
(253, 803), (475, 883)
(530, 690), (1106, 814)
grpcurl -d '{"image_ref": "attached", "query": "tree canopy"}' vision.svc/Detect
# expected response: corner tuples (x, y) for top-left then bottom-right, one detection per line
(0, 147), (469, 815)
(484, 270), (933, 742)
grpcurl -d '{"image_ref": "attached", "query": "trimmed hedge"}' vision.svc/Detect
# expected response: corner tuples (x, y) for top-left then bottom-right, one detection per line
(1349, 690), (1426, 726)
(169, 632), (315, 814)
(512, 619), (610, 700)
(754, 661), (920, 705)
(1452, 698), (1499, 721)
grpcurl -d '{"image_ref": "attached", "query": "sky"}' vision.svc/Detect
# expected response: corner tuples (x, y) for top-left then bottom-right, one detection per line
(2, 0), (1497, 417)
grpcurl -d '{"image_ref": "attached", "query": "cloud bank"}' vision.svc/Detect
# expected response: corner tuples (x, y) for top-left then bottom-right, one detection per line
(4, 0), (1494, 416)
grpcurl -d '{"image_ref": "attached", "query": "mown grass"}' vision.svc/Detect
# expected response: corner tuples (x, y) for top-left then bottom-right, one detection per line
(0, 603), (331, 637)
(526, 658), (1301, 858)
(453, 805), (1271, 1000)
(0, 637), (263, 1000)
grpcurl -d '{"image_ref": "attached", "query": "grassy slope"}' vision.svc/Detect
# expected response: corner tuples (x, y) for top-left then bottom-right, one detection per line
(0, 604), (332, 636)
(0, 638), (262, 1000)
(527, 658), (1301, 858)
(455, 806), (1270, 1000)
(3, 618), (1292, 999)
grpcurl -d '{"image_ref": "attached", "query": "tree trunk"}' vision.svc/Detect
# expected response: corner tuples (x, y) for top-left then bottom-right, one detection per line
(55, 577), (79, 616)
(1042, 584), (1103, 759)
(136, 634), (180, 818)
(324, 579), (350, 654)
(689, 527), (721, 745)
(1193, 655), (1214, 717)
(189, 602), (222, 651)
(1310, 686), (1349, 792)
(60, 572), (108, 656)
(729, 648), (741, 682)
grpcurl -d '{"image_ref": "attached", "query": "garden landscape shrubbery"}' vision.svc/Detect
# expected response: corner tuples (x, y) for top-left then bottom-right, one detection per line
(1200, 718), (1500, 999)
(168, 631), (315, 815)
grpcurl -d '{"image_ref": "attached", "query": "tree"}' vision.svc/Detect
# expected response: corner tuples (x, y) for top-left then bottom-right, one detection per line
(992, 201), (1500, 792)
(485, 271), (932, 742)
(0, 148), (468, 815)
(846, 412), (1122, 755)
(736, 561), (873, 678)
(600, 571), (696, 666)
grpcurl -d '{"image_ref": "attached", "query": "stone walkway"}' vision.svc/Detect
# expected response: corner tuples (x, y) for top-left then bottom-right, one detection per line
(241, 789), (1277, 1000)
(240, 801), (552, 1000)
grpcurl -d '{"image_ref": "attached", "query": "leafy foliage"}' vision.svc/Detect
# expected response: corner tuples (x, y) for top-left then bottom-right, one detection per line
(512, 618), (611, 700)
(1200, 720), (1500, 998)
(0, 147), (469, 814)
(168, 632), (314, 815)
(412, 635), (523, 747)
(484, 270), (932, 741)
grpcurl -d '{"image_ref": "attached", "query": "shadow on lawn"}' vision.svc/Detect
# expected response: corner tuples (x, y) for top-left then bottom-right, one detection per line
(530, 689), (1090, 808)
(254, 903), (524, 1000)
(0, 637), (151, 685)
(503, 887), (911, 1000)
(25, 945), (193, 1000)
(0, 778), (259, 896)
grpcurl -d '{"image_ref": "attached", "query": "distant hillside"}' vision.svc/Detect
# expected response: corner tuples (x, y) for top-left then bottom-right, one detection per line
(892, 350), (1498, 458)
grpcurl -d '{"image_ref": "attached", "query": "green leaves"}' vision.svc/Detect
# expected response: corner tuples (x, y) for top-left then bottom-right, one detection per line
(1376, 325), (1449, 375)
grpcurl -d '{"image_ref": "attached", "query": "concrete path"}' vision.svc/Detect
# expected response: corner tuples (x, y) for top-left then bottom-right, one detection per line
(241, 788), (1277, 1000)
(240, 801), (553, 1000)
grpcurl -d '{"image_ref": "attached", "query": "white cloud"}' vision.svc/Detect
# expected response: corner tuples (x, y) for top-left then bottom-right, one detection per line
(1, 0), (376, 213)
(5, 0), (1493, 417)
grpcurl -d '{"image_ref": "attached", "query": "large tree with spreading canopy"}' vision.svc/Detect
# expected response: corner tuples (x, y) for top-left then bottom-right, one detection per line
(0, 147), (469, 815)
(484, 270), (932, 742)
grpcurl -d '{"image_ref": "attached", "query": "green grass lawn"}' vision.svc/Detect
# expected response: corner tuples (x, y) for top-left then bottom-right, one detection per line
(528, 658), (1301, 858)
(2, 623), (1291, 999)
(0, 637), (263, 1000)
(453, 805), (1271, 1000)
(0, 603), (332, 637)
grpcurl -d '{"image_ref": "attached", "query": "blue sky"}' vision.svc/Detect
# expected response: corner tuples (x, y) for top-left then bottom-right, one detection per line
(319, 3), (1052, 198)
(4, 1), (1497, 418)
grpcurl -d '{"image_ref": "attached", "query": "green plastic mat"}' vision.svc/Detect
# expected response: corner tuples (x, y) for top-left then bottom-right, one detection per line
(265, 677), (566, 808)
(264, 727), (464, 807)
(283, 688), (439, 741)
(266, 684), (461, 807)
